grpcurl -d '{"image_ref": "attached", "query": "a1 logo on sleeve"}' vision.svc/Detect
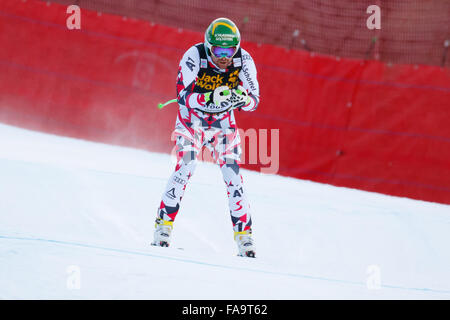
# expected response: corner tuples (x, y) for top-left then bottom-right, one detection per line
(185, 57), (196, 71)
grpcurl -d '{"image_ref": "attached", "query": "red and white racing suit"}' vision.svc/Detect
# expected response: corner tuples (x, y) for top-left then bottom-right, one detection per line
(157, 43), (260, 233)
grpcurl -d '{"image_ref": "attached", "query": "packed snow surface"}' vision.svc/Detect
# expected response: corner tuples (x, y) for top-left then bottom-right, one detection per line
(0, 123), (449, 299)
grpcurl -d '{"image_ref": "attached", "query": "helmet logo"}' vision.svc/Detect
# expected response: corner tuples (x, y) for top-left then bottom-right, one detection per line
(215, 34), (235, 42)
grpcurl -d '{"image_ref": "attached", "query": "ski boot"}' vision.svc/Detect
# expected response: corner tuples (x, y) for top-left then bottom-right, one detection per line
(151, 218), (173, 247)
(234, 229), (256, 258)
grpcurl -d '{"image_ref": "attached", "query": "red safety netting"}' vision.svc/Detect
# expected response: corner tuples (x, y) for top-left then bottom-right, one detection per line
(47, 0), (450, 67)
(0, 0), (449, 204)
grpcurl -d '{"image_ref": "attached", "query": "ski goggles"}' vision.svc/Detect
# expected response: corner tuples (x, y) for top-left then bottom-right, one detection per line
(211, 46), (237, 58)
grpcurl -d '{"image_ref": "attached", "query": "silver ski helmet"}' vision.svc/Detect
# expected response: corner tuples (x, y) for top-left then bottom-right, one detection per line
(204, 18), (241, 55)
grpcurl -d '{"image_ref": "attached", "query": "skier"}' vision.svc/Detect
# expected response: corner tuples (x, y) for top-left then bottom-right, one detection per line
(151, 18), (260, 258)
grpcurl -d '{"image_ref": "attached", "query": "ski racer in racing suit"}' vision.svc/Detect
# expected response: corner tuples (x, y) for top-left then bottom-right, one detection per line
(151, 18), (260, 258)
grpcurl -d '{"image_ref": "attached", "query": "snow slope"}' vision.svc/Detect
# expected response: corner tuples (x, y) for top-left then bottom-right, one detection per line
(0, 123), (449, 299)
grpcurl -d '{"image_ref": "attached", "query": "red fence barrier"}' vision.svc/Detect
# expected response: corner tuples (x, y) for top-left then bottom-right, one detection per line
(1, 0), (449, 204)
(48, 0), (450, 67)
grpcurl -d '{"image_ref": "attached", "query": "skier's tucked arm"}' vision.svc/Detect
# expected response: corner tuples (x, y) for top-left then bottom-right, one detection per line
(236, 50), (260, 112)
(176, 47), (209, 110)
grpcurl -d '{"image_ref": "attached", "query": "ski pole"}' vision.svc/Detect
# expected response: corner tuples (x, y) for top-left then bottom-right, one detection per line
(157, 99), (178, 109)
